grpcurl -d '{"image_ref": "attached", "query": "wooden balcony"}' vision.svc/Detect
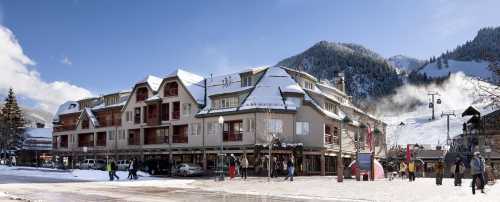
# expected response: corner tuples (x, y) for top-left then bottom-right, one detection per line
(54, 125), (76, 132)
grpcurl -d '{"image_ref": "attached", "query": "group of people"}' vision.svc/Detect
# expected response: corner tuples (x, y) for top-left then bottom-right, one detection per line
(106, 159), (120, 181)
(394, 152), (490, 195)
(397, 160), (416, 181)
(226, 153), (295, 181)
(0, 156), (16, 166)
(106, 158), (139, 181)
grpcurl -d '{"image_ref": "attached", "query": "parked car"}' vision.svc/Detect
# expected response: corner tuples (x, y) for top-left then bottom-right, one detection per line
(142, 159), (171, 175)
(79, 159), (106, 170)
(116, 160), (130, 171)
(175, 163), (204, 177)
(41, 161), (55, 168)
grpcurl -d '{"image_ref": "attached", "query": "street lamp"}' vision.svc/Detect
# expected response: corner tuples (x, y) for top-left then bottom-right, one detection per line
(356, 123), (367, 181)
(218, 116), (225, 181)
(372, 127), (381, 181)
(338, 116), (351, 183)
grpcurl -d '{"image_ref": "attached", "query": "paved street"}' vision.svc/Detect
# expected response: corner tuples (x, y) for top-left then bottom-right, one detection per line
(0, 174), (333, 202)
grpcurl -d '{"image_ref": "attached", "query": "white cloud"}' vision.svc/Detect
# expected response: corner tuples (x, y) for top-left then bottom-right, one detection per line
(60, 56), (72, 66)
(0, 26), (92, 113)
(429, 0), (500, 38)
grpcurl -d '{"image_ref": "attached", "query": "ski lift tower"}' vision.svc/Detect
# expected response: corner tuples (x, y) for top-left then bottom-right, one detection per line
(441, 111), (456, 146)
(428, 91), (441, 120)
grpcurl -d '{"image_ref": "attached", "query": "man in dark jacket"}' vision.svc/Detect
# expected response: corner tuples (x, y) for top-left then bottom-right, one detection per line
(452, 157), (464, 186)
(284, 155), (295, 181)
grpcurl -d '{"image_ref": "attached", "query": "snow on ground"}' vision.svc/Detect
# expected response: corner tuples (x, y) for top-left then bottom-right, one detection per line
(378, 72), (499, 146)
(195, 176), (499, 202)
(419, 60), (495, 80)
(0, 165), (156, 182)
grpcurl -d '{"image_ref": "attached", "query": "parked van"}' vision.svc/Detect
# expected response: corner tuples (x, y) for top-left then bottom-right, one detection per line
(79, 159), (106, 170)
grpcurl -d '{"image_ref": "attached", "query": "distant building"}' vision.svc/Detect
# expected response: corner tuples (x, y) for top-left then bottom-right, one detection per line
(18, 127), (53, 165)
(449, 106), (500, 177)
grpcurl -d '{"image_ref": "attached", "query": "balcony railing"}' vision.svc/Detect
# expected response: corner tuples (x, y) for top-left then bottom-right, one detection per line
(54, 125), (76, 132)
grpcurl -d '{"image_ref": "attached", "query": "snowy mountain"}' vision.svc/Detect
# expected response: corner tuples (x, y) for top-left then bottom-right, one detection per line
(378, 72), (499, 146)
(387, 55), (425, 74)
(22, 107), (54, 128)
(418, 59), (497, 81)
(417, 26), (500, 82)
(1, 103), (54, 128)
(277, 41), (402, 102)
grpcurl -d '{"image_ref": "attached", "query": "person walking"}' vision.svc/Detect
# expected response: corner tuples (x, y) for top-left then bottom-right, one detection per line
(471, 152), (485, 194)
(228, 154), (236, 179)
(434, 159), (444, 185)
(111, 160), (120, 181)
(408, 160), (416, 182)
(132, 158), (139, 180)
(236, 156), (241, 177)
(241, 154), (249, 180)
(11, 156), (16, 167)
(452, 157), (465, 186)
(107, 160), (113, 181)
(271, 156), (277, 178)
(399, 161), (407, 180)
(284, 154), (295, 182)
(128, 159), (134, 180)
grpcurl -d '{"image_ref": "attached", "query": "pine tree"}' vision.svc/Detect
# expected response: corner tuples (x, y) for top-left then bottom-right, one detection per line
(0, 88), (25, 156)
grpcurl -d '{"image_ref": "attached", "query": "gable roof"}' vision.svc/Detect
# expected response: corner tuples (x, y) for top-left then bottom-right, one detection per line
(75, 108), (100, 128)
(240, 66), (305, 110)
(165, 69), (205, 104)
(137, 75), (163, 92)
(462, 106), (481, 117)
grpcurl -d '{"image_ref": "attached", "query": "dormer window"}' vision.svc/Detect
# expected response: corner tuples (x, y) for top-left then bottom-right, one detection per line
(213, 96), (239, 109)
(136, 87), (148, 102)
(304, 81), (314, 90)
(241, 75), (252, 87)
(164, 82), (179, 97)
(325, 102), (337, 114)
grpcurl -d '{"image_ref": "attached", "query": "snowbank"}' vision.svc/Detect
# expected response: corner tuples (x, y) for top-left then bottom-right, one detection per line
(0, 165), (155, 182)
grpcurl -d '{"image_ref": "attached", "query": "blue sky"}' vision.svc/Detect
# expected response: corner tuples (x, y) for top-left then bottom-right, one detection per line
(0, 0), (499, 112)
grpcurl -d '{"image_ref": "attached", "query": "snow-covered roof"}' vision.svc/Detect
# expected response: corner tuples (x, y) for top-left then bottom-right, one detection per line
(84, 108), (99, 127)
(241, 67), (304, 110)
(24, 128), (53, 139)
(137, 75), (163, 92)
(53, 101), (80, 122)
(199, 68), (259, 114)
(145, 94), (161, 102)
(281, 67), (318, 81)
(167, 69), (205, 104)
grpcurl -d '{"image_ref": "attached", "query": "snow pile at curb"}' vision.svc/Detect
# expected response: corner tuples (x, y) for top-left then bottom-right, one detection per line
(0, 165), (156, 182)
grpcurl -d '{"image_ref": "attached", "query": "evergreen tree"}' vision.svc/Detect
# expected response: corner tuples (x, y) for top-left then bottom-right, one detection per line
(0, 88), (25, 156)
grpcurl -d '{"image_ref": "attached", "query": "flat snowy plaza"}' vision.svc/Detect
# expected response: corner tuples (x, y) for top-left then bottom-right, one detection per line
(0, 166), (498, 202)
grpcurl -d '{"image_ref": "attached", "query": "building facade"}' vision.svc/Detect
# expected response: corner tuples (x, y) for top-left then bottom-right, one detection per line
(52, 66), (387, 175)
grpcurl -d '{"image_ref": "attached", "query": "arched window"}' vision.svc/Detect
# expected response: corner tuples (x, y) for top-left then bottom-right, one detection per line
(136, 87), (148, 102)
(164, 82), (179, 97)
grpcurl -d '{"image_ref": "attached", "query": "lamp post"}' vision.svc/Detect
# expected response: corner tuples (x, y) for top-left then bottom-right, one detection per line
(372, 128), (381, 181)
(338, 116), (351, 183)
(218, 116), (225, 181)
(356, 123), (367, 181)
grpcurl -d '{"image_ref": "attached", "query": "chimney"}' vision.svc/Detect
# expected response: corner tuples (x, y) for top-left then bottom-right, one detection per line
(335, 72), (345, 92)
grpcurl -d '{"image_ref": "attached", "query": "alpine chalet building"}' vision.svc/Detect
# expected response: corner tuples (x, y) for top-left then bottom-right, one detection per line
(52, 66), (387, 175)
